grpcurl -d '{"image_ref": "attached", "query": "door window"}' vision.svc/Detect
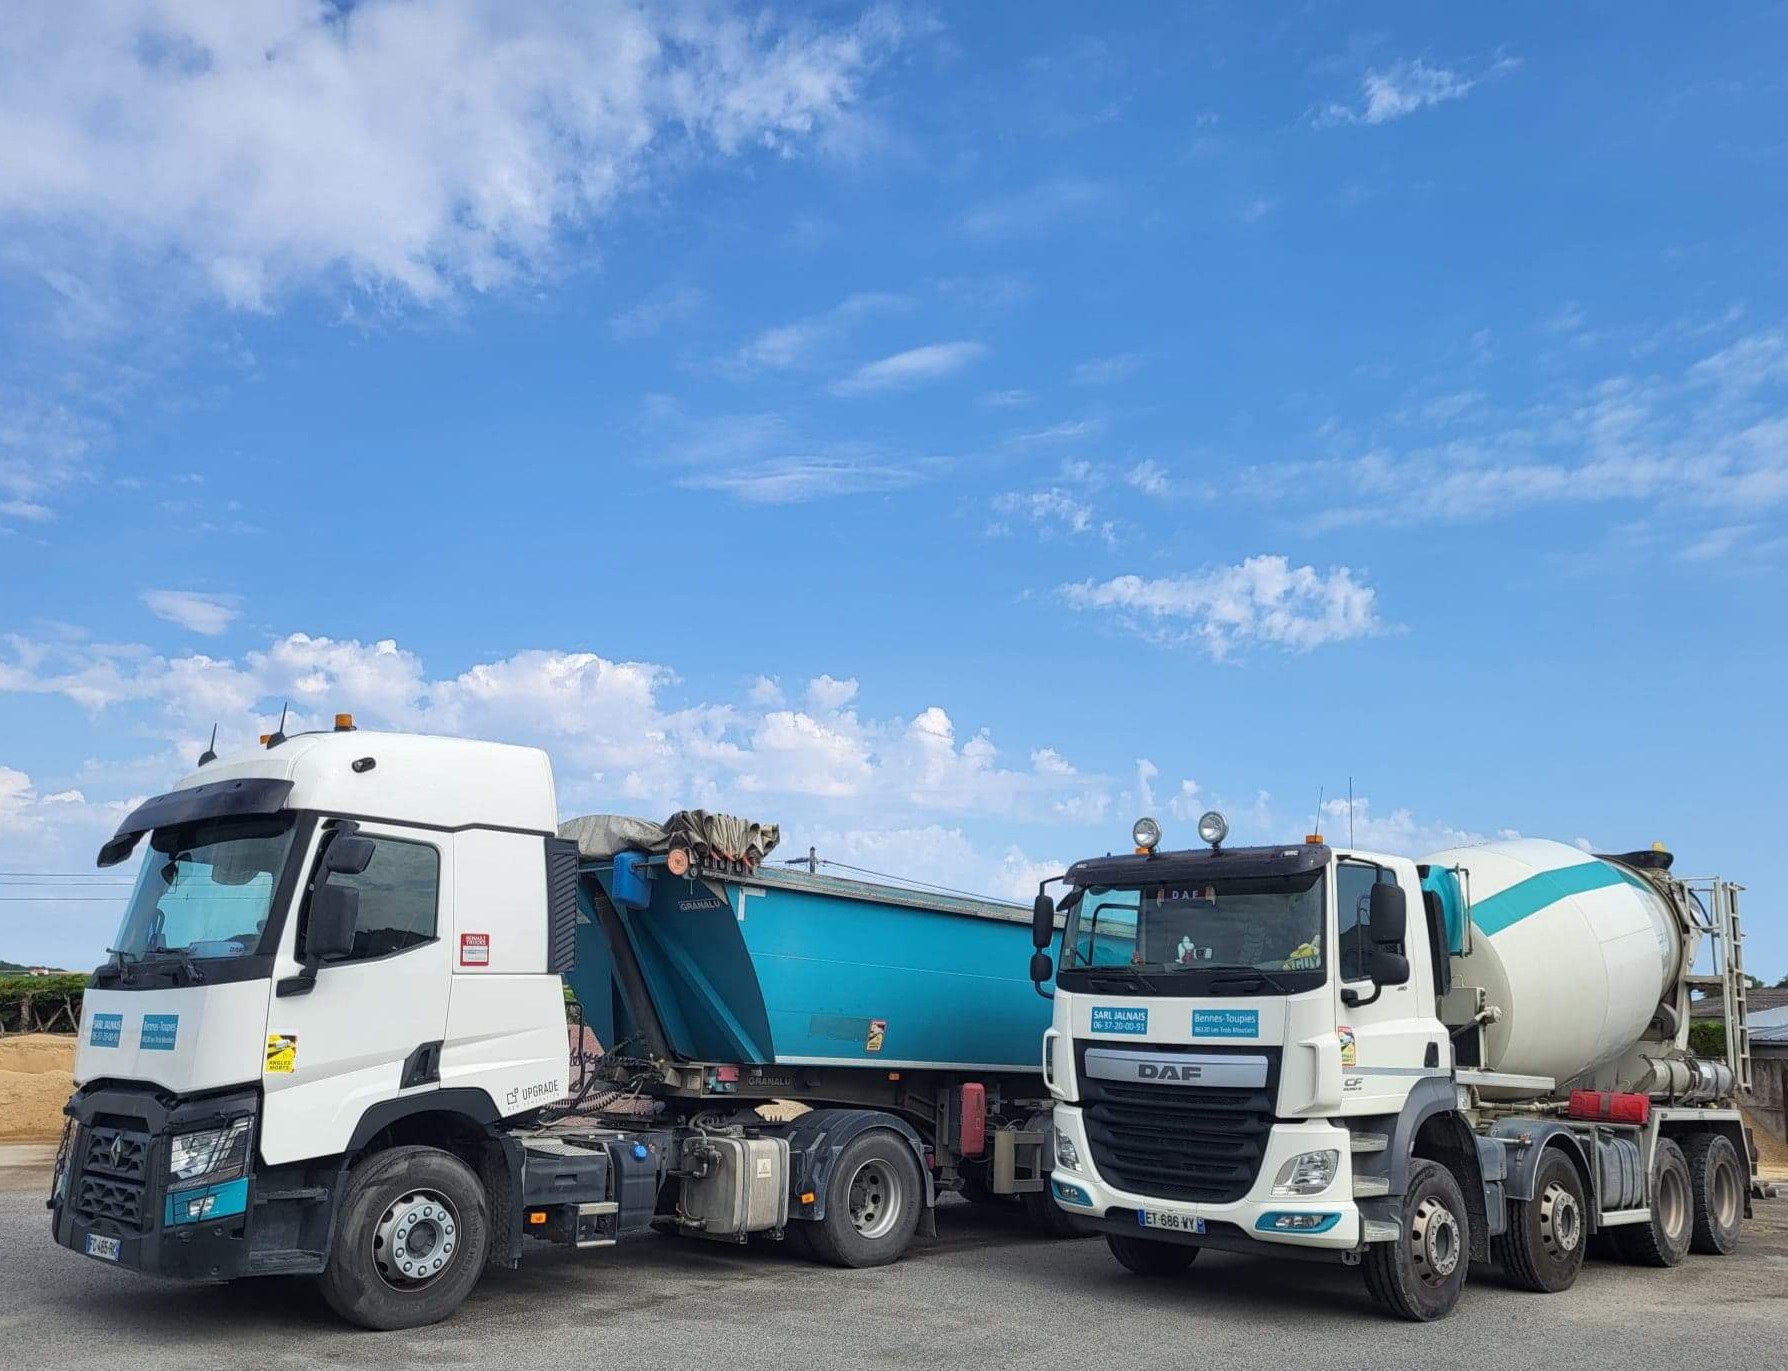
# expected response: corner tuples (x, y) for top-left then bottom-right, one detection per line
(1336, 860), (1396, 981)
(302, 834), (440, 961)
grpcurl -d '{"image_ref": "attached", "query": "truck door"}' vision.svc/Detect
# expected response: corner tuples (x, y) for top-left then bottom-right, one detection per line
(1334, 856), (1441, 1112)
(261, 821), (453, 1165)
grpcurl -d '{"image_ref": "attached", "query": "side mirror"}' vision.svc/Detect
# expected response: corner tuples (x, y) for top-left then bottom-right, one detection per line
(324, 834), (376, 876)
(1031, 894), (1056, 949)
(1369, 883), (1407, 945)
(1029, 950), (1054, 984)
(1369, 948), (1411, 987)
(307, 884), (360, 960)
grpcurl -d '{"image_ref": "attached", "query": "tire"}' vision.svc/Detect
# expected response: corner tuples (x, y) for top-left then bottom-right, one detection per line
(317, 1145), (490, 1331)
(1105, 1232), (1199, 1276)
(1022, 1186), (1085, 1238)
(1615, 1137), (1692, 1268)
(1683, 1132), (1744, 1256)
(1495, 1147), (1588, 1293)
(805, 1131), (925, 1268)
(1362, 1159), (1470, 1321)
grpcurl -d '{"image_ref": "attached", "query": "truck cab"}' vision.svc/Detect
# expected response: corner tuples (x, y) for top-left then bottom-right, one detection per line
(50, 724), (575, 1325)
(1033, 811), (1753, 1320)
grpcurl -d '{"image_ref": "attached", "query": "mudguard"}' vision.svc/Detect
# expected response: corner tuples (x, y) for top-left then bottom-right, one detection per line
(779, 1108), (938, 1235)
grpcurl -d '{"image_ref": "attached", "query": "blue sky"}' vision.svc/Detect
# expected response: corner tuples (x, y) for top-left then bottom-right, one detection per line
(1, 2), (1784, 977)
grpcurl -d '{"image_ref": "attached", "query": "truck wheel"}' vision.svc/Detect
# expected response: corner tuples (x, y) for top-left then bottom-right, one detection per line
(317, 1145), (489, 1331)
(1615, 1137), (1691, 1268)
(1495, 1148), (1587, 1293)
(1021, 1187), (1084, 1237)
(1363, 1159), (1470, 1321)
(1105, 1233), (1198, 1276)
(1683, 1133), (1744, 1255)
(806, 1132), (924, 1268)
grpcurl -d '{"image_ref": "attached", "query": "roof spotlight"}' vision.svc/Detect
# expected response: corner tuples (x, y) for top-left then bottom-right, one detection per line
(1132, 816), (1162, 853)
(1197, 810), (1229, 849)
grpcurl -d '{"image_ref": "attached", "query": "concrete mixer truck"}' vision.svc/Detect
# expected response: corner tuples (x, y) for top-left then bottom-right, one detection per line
(1030, 812), (1754, 1321)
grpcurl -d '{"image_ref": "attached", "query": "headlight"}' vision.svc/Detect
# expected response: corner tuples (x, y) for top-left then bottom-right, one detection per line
(1054, 1129), (1082, 1172)
(1132, 816), (1161, 851)
(1271, 1149), (1339, 1197)
(1197, 810), (1228, 846)
(169, 1118), (253, 1184)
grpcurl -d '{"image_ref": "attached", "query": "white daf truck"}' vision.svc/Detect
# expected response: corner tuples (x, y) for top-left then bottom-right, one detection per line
(1029, 811), (1755, 1319)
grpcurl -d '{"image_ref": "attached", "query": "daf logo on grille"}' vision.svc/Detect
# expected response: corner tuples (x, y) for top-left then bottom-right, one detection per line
(1137, 1062), (1202, 1081)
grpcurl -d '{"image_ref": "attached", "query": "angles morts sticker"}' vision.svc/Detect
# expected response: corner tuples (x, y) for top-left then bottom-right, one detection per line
(265, 1034), (298, 1074)
(865, 1019), (887, 1053)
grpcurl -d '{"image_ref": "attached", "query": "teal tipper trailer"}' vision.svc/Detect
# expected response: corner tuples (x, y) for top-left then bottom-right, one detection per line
(568, 853), (1052, 1072)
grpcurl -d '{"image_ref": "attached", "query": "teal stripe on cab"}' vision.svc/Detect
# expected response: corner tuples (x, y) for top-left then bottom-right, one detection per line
(1471, 860), (1636, 939)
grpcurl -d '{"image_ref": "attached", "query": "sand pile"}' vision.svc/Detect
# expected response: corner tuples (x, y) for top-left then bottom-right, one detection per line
(0, 1034), (75, 1141)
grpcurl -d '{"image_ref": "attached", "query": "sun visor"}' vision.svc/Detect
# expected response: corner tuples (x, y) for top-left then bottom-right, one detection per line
(96, 777), (296, 867)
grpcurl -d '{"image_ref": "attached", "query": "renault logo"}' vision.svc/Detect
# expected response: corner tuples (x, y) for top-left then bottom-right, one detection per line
(106, 1137), (126, 1170)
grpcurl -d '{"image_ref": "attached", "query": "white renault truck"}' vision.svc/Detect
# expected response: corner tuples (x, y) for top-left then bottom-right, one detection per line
(1029, 811), (1755, 1320)
(49, 721), (1061, 1329)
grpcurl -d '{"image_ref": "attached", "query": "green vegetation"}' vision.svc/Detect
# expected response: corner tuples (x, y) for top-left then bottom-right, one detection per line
(1688, 1019), (1729, 1059)
(0, 972), (89, 1035)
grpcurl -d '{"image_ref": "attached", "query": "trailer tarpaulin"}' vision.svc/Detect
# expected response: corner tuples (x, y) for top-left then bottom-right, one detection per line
(560, 811), (781, 867)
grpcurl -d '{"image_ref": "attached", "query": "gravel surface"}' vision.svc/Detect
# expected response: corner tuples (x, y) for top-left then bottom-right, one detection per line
(4, 1173), (1786, 1371)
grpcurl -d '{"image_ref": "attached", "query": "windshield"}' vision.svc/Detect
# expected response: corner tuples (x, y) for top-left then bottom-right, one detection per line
(1060, 871), (1325, 974)
(110, 816), (297, 962)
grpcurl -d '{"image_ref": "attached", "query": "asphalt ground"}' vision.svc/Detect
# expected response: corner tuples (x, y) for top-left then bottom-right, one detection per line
(3, 1147), (1785, 1371)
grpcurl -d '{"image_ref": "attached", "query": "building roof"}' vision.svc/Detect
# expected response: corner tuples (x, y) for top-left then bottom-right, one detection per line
(1690, 986), (1788, 1020)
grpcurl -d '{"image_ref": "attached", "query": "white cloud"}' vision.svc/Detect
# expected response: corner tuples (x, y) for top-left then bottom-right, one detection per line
(140, 589), (241, 636)
(0, 2), (903, 310)
(1316, 56), (1519, 128)
(608, 285), (706, 341)
(1071, 353), (1142, 386)
(981, 389), (1034, 409)
(1258, 327), (1788, 527)
(1317, 796), (1502, 857)
(992, 488), (1117, 544)
(1125, 460), (1170, 496)
(0, 391), (105, 520)
(746, 675), (785, 707)
(677, 453), (946, 503)
(1007, 418), (1103, 448)
(726, 292), (910, 375)
(0, 630), (1113, 828)
(1167, 779), (1203, 821)
(1059, 556), (1382, 658)
(830, 341), (990, 397)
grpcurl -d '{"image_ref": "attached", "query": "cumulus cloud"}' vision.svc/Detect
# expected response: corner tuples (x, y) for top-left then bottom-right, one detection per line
(140, 589), (241, 636)
(992, 488), (1117, 544)
(1059, 556), (1381, 658)
(0, 1), (902, 309)
(829, 341), (990, 396)
(1317, 796), (1506, 857)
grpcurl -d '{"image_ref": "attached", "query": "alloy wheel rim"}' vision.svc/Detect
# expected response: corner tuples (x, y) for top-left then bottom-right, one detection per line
(373, 1189), (460, 1290)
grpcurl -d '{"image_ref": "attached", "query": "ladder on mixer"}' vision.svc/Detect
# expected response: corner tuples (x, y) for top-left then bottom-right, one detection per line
(1682, 877), (1752, 1094)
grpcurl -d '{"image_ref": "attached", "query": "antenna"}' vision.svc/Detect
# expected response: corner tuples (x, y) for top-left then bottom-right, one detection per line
(268, 702), (289, 747)
(1349, 775), (1355, 847)
(197, 724), (218, 767)
(1312, 785), (1324, 838)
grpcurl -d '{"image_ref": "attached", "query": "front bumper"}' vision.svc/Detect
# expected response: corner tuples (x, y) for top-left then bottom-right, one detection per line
(1049, 1104), (1361, 1252)
(49, 1083), (260, 1282)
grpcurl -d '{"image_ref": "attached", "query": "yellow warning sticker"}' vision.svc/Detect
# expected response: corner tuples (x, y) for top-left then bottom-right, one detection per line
(865, 1019), (887, 1053)
(265, 1034), (298, 1074)
(1338, 1026), (1356, 1068)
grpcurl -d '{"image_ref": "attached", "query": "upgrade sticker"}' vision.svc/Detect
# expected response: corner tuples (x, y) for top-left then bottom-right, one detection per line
(265, 1034), (298, 1074)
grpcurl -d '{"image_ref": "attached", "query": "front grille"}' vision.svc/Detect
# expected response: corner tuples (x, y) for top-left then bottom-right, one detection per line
(83, 1126), (150, 1182)
(74, 1122), (152, 1230)
(76, 1176), (144, 1227)
(1082, 1079), (1276, 1205)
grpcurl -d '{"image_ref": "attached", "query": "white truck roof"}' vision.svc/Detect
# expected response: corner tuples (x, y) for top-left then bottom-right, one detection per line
(171, 728), (558, 835)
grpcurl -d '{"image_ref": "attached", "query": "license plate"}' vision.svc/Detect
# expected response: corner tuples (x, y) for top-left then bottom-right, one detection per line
(84, 1233), (121, 1262)
(1138, 1209), (1204, 1234)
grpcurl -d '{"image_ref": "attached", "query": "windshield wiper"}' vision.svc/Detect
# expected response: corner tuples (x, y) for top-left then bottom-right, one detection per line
(140, 947), (208, 985)
(1202, 966), (1298, 994)
(1082, 966), (1164, 993)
